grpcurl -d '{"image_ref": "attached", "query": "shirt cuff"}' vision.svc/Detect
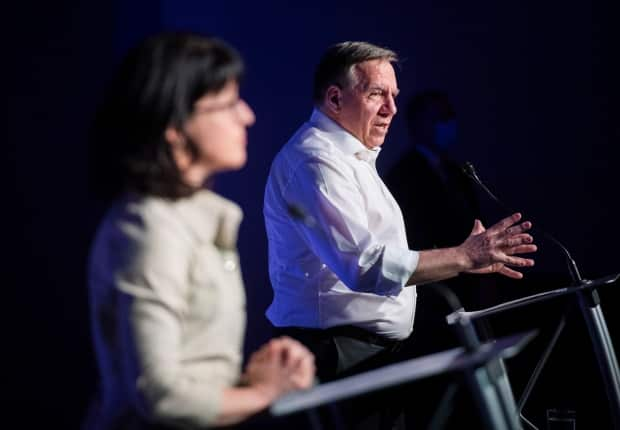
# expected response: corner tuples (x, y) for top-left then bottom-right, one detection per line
(382, 247), (419, 289)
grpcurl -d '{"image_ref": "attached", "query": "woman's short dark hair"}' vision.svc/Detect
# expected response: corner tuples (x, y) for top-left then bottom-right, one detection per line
(89, 32), (244, 200)
(312, 41), (398, 104)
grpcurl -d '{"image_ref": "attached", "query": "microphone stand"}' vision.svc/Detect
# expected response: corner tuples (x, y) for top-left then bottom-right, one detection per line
(447, 307), (525, 429)
(461, 162), (620, 429)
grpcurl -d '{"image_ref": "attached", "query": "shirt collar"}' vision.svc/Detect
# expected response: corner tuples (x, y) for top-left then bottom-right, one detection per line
(309, 108), (381, 163)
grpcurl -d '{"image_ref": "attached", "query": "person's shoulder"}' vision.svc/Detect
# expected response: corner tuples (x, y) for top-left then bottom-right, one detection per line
(386, 148), (425, 174)
(90, 194), (188, 257)
(129, 194), (181, 223)
(190, 190), (243, 225)
(101, 194), (195, 246)
(275, 122), (342, 168)
(191, 189), (241, 212)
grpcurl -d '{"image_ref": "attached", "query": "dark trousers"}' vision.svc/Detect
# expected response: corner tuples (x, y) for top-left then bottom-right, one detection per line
(276, 326), (408, 430)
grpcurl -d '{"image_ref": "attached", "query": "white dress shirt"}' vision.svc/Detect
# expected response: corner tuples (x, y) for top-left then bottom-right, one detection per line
(264, 109), (419, 340)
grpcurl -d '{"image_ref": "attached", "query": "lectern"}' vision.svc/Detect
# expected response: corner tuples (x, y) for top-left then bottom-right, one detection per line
(447, 272), (620, 429)
(271, 331), (536, 429)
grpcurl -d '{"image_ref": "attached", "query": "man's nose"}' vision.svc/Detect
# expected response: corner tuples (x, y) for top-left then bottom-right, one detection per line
(381, 96), (397, 116)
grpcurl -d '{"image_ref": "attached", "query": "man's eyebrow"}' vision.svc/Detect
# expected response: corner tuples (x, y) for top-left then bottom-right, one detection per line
(368, 85), (400, 96)
(367, 85), (386, 92)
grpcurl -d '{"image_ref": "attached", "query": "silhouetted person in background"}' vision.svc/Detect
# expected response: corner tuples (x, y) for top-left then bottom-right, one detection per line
(387, 90), (479, 261)
(386, 90), (498, 428)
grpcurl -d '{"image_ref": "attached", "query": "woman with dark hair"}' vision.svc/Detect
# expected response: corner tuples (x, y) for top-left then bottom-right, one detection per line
(85, 32), (315, 429)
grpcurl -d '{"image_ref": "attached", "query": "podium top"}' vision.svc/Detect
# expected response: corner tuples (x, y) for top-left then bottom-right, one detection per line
(271, 331), (536, 416)
(446, 272), (619, 323)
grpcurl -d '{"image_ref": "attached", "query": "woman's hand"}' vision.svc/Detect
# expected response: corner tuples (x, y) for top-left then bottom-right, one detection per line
(242, 336), (315, 402)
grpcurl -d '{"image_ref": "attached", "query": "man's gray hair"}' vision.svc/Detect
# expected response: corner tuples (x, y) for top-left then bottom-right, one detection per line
(313, 41), (398, 103)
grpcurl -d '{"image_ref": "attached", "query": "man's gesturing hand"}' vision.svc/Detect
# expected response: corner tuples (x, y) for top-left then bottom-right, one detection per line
(461, 213), (537, 279)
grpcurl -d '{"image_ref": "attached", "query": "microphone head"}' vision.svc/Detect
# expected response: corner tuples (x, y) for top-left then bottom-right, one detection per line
(462, 161), (476, 176)
(287, 203), (316, 227)
(462, 161), (481, 182)
(287, 204), (306, 221)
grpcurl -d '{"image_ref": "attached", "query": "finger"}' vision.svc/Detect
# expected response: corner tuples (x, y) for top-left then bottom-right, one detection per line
(505, 244), (537, 255)
(290, 355), (316, 388)
(278, 336), (311, 354)
(292, 352), (315, 374)
(498, 266), (524, 279)
(280, 339), (311, 368)
(501, 255), (535, 267)
(497, 233), (534, 248)
(501, 221), (533, 238)
(487, 213), (522, 235)
(259, 338), (284, 363)
(295, 348), (315, 371)
(292, 365), (316, 389)
(470, 219), (485, 235)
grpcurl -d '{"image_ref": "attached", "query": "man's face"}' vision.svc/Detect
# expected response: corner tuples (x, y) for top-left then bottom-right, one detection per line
(336, 59), (399, 149)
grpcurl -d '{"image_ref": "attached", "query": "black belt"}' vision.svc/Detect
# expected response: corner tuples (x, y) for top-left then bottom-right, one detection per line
(278, 325), (402, 350)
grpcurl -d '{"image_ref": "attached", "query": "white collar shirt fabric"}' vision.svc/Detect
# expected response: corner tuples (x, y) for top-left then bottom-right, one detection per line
(264, 108), (419, 340)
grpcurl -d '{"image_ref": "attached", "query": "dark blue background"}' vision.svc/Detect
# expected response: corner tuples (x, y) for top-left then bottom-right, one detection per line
(7, 0), (619, 427)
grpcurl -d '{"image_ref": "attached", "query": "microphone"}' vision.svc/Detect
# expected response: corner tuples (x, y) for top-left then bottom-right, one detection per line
(286, 203), (316, 228)
(462, 161), (479, 181)
(462, 161), (583, 284)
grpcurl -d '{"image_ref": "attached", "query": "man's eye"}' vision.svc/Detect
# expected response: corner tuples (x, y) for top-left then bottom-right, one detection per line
(225, 99), (240, 109)
(194, 98), (239, 114)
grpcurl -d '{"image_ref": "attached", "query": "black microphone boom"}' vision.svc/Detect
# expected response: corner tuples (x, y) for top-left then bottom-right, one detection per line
(461, 162), (620, 430)
(461, 161), (583, 284)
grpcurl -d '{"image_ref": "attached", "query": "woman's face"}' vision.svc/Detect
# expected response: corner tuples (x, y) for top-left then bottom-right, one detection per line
(168, 80), (255, 184)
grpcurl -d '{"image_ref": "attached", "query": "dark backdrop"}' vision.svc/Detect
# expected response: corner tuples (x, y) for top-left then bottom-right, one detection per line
(7, 1), (619, 428)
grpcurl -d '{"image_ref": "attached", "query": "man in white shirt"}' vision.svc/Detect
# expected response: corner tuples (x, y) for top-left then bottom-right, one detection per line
(263, 41), (536, 429)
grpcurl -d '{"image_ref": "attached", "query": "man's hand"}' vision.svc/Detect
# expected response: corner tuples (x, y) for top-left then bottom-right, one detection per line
(460, 213), (536, 279)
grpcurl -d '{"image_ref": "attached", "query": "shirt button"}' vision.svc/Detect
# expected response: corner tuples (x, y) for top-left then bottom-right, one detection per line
(224, 259), (237, 271)
(304, 272), (309, 278)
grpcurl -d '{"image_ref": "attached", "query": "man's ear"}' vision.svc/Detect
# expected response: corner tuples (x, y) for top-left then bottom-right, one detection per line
(325, 85), (342, 113)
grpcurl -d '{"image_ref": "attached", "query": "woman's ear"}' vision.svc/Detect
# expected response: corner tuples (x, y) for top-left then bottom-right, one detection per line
(165, 126), (184, 147)
(165, 126), (191, 170)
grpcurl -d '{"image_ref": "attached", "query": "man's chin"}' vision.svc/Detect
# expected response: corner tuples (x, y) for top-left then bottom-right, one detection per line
(368, 138), (385, 148)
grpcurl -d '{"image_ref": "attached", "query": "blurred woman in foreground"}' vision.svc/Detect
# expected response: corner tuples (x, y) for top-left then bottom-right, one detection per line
(84, 32), (314, 429)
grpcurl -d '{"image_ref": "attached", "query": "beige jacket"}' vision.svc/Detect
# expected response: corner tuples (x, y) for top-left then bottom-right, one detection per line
(86, 190), (245, 429)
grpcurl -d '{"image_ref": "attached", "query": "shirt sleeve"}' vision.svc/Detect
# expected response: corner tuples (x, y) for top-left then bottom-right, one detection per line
(283, 153), (419, 295)
(112, 204), (223, 428)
